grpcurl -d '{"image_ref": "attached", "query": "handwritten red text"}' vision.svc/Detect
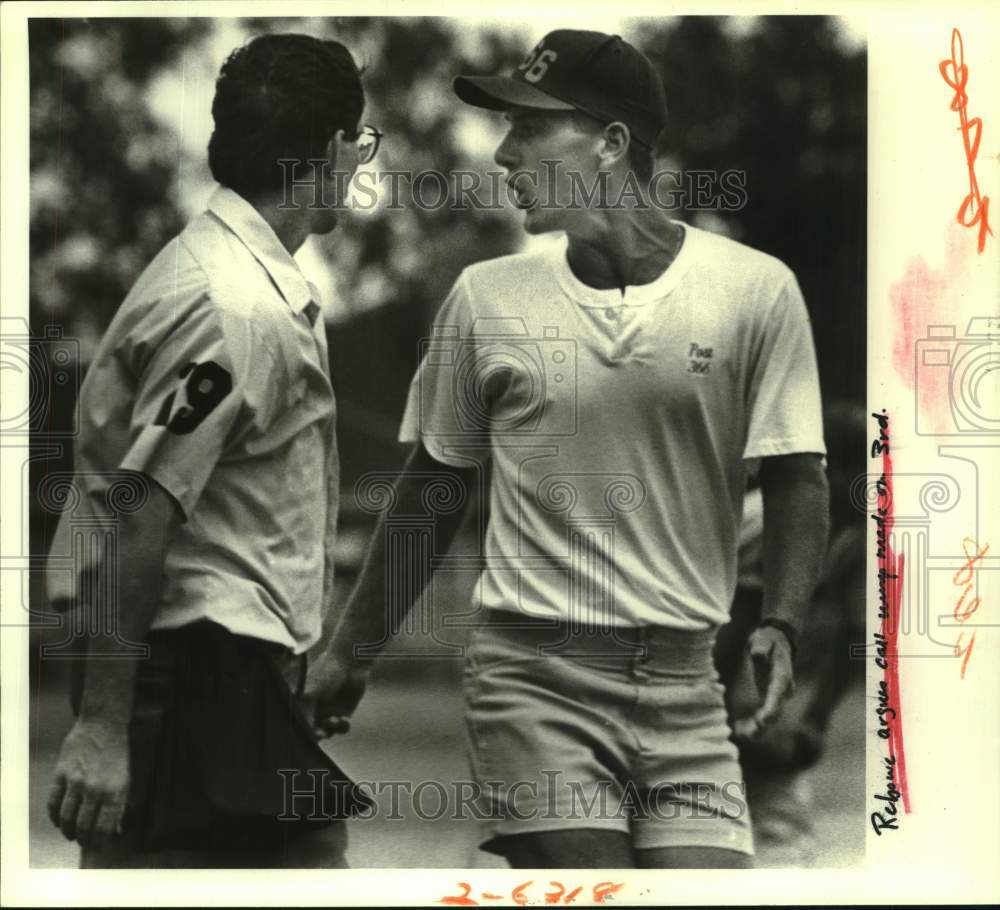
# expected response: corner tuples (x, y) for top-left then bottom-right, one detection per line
(939, 28), (993, 253)
(439, 880), (625, 906)
(951, 537), (990, 678)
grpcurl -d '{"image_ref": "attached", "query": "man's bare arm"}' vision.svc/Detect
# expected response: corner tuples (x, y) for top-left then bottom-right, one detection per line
(305, 442), (476, 732)
(333, 441), (475, 661)
(47, 476), (181, 847)
(760, 452), (829, 624)
(738, 452), (829, 734)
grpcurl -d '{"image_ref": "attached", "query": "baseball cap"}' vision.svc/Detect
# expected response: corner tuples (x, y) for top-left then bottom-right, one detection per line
(454, 30), (668, 149)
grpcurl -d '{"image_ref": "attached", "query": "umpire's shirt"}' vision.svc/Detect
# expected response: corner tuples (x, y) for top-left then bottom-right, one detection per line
(47, 187), (338, 654)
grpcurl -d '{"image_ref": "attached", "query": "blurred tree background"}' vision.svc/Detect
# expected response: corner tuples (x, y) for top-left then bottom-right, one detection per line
(28, 13), (866, 567)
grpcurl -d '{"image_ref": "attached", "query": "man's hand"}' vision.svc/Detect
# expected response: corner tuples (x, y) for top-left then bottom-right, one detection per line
(47, 717), (130, 849)
(302, 650), (371, 739)
(731, 625), (795, 740)
(46, 478), (178, 852)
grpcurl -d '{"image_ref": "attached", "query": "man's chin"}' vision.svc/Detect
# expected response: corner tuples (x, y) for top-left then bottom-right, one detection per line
(311, 210), (340, 235)
(522, 208), (565, 236)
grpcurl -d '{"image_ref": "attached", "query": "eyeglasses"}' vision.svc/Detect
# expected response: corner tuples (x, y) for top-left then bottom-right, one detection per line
(352, 124), (383, 165)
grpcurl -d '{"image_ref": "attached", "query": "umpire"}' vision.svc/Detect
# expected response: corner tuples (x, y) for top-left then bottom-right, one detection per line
(45, 34), (375, 868)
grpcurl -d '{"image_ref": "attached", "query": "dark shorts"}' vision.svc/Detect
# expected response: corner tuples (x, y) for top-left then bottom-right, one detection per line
(70, 621), (367, 866)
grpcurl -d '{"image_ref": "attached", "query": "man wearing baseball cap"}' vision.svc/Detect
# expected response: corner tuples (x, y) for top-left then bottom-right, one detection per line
(310, 30), (829, 869)
(455, 30), (669, 239)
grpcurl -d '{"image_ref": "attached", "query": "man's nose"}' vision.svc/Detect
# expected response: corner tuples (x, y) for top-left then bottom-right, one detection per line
(494, 134), (519, 170)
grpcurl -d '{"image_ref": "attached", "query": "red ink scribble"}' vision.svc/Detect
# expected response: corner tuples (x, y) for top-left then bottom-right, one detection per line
(951, 537), (990, 678)
(545, 883), (566, 905)
(888, 228), (974, 431)
(940, 27), (993, 253)
(543, 882), (583, 905)
(511, 881), (533, 906)
(880, 437), (910, 813)
(439, 882), (478, 906)
(890, 256), (950, 432)
(593, 882), (626, 903)
(891, 257), (950, 385)
(439, 881), (623, 906)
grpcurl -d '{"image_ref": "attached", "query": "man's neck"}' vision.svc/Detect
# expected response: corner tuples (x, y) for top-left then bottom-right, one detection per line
(250, 194), (312, 256)
(565, 209), (684, 293)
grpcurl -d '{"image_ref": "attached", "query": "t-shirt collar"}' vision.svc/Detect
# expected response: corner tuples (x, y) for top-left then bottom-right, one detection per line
(207, 186), (319, 316)
(551, 221), (698, 307)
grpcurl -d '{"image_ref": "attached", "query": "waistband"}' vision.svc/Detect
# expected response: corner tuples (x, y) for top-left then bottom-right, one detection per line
(70, 621), (305, 712)
(479, 608), (717, 669)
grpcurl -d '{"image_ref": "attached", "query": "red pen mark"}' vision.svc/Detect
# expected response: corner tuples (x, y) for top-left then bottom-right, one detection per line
(545, 882), (566, 905)
(439, 882), (478, 906)
(872, 413), (910, 816)
(939, 27), (993, 253)
(593, 882), (626, 903)
(890, 256), (949, 432)
(439, 881), (624, 906)
(951, 537), (990, 678)
(511, 881), (533, 906)
(891, 256), (949, 385)
(543, 882), (583, 905)
(888, 227), (975, 432)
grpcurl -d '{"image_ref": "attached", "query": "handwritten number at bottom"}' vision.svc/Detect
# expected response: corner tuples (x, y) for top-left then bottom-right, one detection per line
(439, 882), (477, 906)
(439, 880), (624, 906)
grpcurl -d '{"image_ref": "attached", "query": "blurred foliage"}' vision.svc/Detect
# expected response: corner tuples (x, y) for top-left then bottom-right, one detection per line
(29, 18), (213, 352)
(29, 15), (865, 485)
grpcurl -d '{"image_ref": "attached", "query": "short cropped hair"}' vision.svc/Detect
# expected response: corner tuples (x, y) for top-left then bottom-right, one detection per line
(208, 34), (364, 200)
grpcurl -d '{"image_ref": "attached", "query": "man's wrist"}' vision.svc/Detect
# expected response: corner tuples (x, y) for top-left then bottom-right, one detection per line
(75, 708), (132, 732)
(325, 636), (376, 669)
(758, 617), (798, 662)
(77, 663), (138, 728)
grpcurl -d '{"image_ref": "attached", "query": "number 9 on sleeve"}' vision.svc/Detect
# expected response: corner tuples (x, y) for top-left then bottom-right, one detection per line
(153, 361), (233, 435)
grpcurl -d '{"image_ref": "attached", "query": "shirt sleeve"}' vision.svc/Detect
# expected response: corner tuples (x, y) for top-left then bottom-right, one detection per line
(120, 300), (275, 517)
(743, 273), (826, 460)
(398, 272), (492, 467)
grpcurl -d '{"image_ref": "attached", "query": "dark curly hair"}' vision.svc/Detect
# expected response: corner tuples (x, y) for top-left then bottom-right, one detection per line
(208, 34), (364, 200)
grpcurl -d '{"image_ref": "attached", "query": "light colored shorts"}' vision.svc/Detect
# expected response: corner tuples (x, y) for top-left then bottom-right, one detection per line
(463, 612), (754, 856)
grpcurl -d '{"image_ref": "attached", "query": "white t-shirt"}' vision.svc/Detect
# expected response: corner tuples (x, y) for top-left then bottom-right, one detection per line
(399, 223), (825, 630)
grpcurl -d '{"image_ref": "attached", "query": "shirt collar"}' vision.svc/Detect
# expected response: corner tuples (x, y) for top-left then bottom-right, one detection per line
(207, 186), (318, 316)
(552, 221), (699, 307)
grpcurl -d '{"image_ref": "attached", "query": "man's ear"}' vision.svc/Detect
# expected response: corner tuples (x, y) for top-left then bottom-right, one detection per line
(599, 122), (631, 168)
